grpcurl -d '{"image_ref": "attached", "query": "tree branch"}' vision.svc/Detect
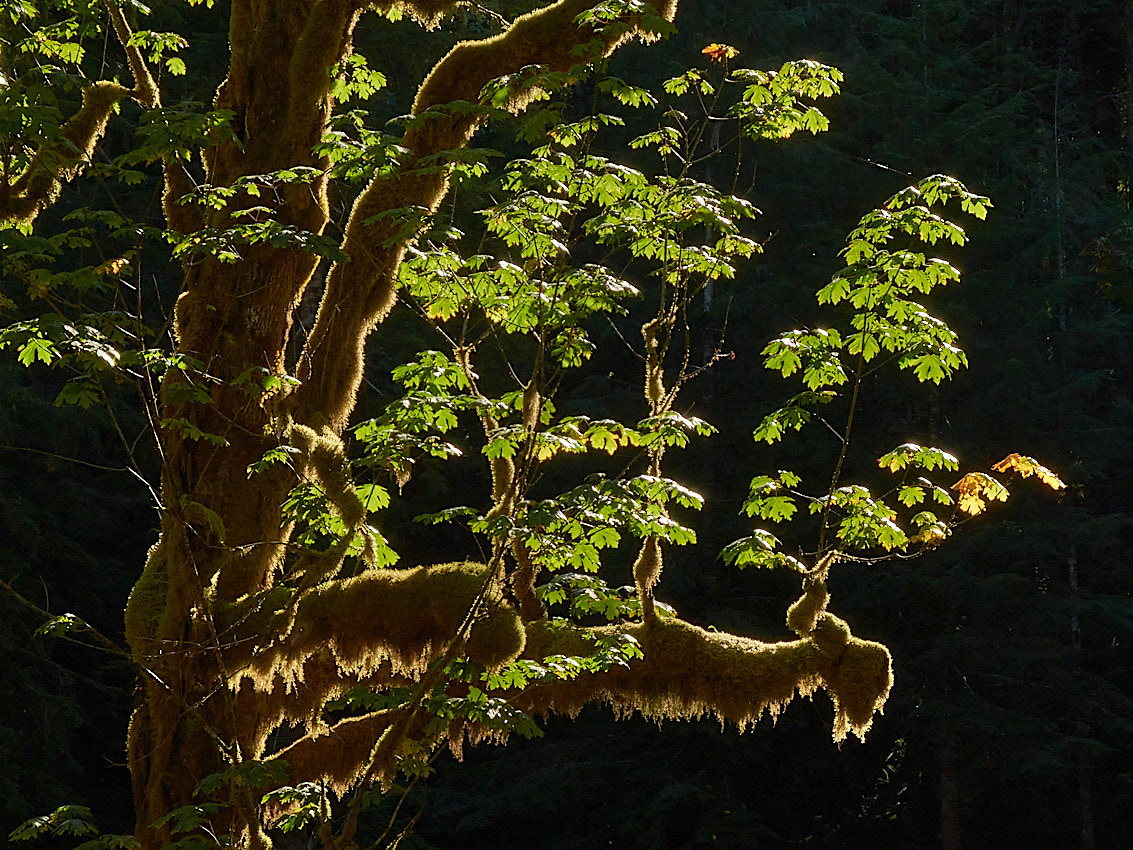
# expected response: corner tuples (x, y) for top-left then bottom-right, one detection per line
(272, 710), (398, 794)
(104, 0), (159, 108)
(292, 0), (681, 431)
(0, 1), (159, 227)
(232, 562), (524, 697)
(1, 82), (130, 227)
(238, 595), (889, 797)
(515, 615), (892, 743)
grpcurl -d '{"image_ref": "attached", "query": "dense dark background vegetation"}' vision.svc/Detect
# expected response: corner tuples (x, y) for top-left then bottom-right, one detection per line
(3, 1), (1131, 847)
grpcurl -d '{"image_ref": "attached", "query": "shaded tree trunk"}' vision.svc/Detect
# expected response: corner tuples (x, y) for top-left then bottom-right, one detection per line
(939, 732), (962, 850)
(1126, 0), (1133, 150)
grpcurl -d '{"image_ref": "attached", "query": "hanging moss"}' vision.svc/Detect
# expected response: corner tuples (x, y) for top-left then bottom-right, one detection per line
(241, 562), (524, 693)
(516, 614), (892, 742)
(274, 710), (398, 795)
(822, 636), (892, 741)
(370, 0), (461, 29)
(641, 316), (667, 408)
(633, 537), (662, 594)
(632, 537), (662, 621)
(521, 619), (821, 728)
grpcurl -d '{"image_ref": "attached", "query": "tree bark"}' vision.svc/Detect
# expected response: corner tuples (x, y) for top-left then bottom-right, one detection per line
(939, 732), (962, 850)
(0, 1), (157, 226)
(124, 2), (685, 846)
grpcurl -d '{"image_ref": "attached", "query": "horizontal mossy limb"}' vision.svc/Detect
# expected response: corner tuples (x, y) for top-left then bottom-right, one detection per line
(516, 615), (892, 741)
(240, 562), (524, 691)
(247, 612), (891, 797)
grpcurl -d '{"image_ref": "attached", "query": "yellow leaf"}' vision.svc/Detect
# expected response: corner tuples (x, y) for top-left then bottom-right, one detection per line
(991, 453), (1066, 490)
(952, 472), (1009, 516)
(95, 257), (129, 275)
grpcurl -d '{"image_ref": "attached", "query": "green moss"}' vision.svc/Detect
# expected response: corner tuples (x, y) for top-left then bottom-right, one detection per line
(465, 602), (526, 668)
(2, 80), (130, 226)
(124, 540), (169, 654)
(249, 561), (518, 690)
(518, 612), (892, 743)
(811, 612), (852, 657)
(785, 580), (829, 636)
(824, 637), (893, 741)
(633, 537), (662, 592)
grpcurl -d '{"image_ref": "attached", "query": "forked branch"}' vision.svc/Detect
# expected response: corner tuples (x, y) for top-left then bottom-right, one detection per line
(292, 0), (681, 431)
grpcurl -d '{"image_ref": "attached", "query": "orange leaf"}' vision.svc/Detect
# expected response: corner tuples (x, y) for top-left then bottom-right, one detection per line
(991, 453), (1067, 490)
(702, 43), (738, 63)
(990, 452), (1022, 472)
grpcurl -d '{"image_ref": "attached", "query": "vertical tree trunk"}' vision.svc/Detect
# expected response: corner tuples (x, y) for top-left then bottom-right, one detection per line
(939, 733), (962, 850)
(1125, 0), (1133, 150)
(121, 2), (684, 845)
(1078, 757), (1096, 850)
(125, 3), (358, 843)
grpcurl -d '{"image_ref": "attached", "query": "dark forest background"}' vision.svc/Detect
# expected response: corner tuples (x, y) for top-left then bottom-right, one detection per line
(2, 1), (1131, 847)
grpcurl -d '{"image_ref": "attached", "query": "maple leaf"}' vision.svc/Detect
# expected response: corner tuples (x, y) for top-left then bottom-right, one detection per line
(95, 257), (130, 275)
(991, 452), (1067, 490)
(702, 43), (738, 63)
(952, 472), (1009, 516)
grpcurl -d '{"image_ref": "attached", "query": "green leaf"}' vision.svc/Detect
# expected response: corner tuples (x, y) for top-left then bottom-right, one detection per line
(355, 483), (391, 512)
(11, 806), (99, 842)
(878, 443), (959, 473)
(152, 803), (224, 835)
(55, 378), (101, 408)
(34, 613), (86, 638)
(721, 530), (804, 571)
(161, 417), (228, 447)
(17, 335), (57, 365)
(898, 485), (925, 507)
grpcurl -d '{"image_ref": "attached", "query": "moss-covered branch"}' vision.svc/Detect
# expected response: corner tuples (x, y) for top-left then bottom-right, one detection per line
(105, 0), (159, 108)
(252, 614), (890, 797)
(272, 710), (398, 794)
(1, 82), (129, 227)
(233, 562), (524, 696)
(232, 575), (889, 799)
(517, 614), (892, 743)
(1, 1), (158, 227)
(292, 0), (681, 431)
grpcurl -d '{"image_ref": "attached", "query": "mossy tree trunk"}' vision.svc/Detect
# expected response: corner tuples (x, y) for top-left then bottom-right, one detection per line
(121, 1), (684, 846)
(5, 2), (899, 846)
